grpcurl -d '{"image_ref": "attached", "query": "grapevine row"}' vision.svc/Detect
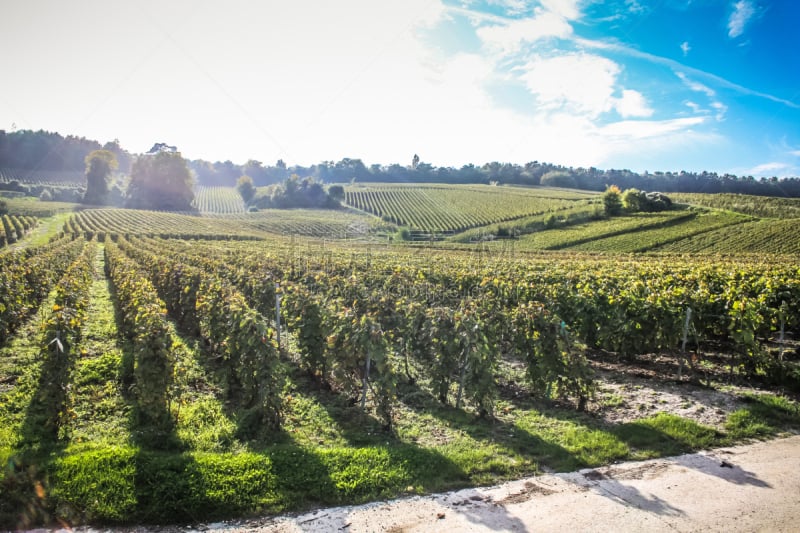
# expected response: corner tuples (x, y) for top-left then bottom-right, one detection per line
(0, 214), (37, 247)
(136, 236), (800, 386)
(113, 237), (283, 432)
(29, 239), (96, 443)
(0, 235), (84, 342)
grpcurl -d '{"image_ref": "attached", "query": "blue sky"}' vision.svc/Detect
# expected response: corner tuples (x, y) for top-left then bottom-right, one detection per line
(1, 0), (798, 177)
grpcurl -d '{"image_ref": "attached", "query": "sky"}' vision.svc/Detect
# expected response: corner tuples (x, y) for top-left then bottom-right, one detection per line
(1, 0), (799, 177)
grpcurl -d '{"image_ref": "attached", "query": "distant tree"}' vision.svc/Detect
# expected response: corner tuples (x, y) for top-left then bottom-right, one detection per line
(621, 188), (643, 212)
(603, 185), (623, 216)
(412, 154), (420, 169)
(237, 175), (256, 203)
(126, 150), (194, 211)
(102, 139), (132, 174)
(0, 199), (7, 215)
(147, 142), (177, 154)
(83, 149), (118, 205)
(540, 171), (576, 189)
(251, 175), (341, 209)
(328, 184), (345, 203)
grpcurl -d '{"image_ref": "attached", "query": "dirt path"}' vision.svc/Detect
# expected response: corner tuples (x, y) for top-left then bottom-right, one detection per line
(186, 435), (800, 533)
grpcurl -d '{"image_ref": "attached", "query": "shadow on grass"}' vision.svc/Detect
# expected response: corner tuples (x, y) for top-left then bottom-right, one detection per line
(1, 327), (74, 529)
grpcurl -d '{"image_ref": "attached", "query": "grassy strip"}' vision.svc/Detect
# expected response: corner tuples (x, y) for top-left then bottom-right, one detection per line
(2, 392), (797, 528)
(67, 245), (131, 447)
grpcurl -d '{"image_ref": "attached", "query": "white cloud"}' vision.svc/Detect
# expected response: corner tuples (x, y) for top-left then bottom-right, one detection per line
(680, 41), (691, 56)
(472, 0), (586, 55)
(518, 53), (651, 119)
(615, 90), (653, 118)
(539, 0), (583, 20)
(476, 11), (573, 54)
(485, 0), (530, 16)
(791, 150), (800, 157)
(728, 0), (755, 38)
(519, 53), (619, 117)
(710, 101), (728, 121)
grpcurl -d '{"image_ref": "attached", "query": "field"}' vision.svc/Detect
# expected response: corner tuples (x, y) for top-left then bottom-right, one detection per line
(1, 183), (800, 528)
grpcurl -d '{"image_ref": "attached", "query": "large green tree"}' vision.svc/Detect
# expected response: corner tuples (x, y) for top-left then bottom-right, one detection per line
(83, 149), (118, 205)
(126, 150), (195, 211)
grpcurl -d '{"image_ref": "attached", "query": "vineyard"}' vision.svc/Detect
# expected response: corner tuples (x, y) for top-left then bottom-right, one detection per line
(344, 183), (595, 233)
(1, 187), (800, 527)
(1, 223), (799, 526)
(62, 207), (387, 240)
(0, 168), (86, 188)
(670, 192), (800, 219)
(0, 213), (37, 248)
(193, 186), (247, 214)
(569, 210), (750, 253)
(658, 218), (800, 254)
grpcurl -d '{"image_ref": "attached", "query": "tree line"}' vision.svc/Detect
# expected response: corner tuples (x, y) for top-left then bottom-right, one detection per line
(3, 129), (799, 199)
(166, 155), (800, 198)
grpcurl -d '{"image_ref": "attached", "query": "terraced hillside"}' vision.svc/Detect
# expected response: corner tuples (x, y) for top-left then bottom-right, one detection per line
(344, 183), (596, 233)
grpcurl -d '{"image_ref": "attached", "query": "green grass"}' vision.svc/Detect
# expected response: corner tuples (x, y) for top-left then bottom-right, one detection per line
(67, 245), (130, 448)
(3, 343), (800, 527)
(725, 394), (800, 439)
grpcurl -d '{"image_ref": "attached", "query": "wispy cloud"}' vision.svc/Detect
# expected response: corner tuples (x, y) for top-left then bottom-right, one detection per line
(675, 72), (728, 121)
(625, 0), (645, 14)
(747, 161), (792, 176)
(576, 37), (800, 110)
(728, 0), (756, 38)
(676, 72), (715, 99)
(791, 150), (800, 157)
(680, 41), (691, 56)
(601, 117), (706, 140)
